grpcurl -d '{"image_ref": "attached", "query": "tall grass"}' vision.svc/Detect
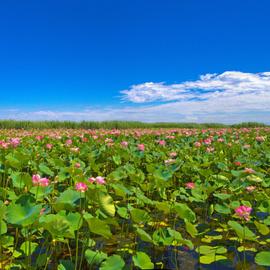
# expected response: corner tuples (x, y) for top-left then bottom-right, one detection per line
(0, 120), (267, 129)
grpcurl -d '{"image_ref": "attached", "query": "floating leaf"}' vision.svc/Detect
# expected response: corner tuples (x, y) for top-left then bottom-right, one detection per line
(196, 245), (227, 255)
(237, 246), (257, 252)
(255, 251), (270, 266)
(200, 254), (227, 264)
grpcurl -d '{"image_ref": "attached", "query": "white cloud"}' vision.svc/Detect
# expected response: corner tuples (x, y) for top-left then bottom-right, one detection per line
(1, 71), (270, 124)
(121, 71), (270, 103)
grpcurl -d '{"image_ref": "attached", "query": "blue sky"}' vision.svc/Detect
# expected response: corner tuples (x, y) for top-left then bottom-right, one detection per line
(1, 0), (270, 123)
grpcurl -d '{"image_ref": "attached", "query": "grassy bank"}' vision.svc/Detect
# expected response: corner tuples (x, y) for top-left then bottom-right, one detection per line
(0, 120), (268, 129)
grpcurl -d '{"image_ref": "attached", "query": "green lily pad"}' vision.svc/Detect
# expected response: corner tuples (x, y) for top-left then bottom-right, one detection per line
(174, 203), (196, 223)
(132, 252), (154, 269)
(228, 221), (256, 241)
(255, 251), (270, 266)
(84, 217), (112, 239)
(20, 241), (38, 256)
(6, 202), (42, 227)
(54, 189), (81, 212)
(200, 254), (227, 264)
(98, 192), (115, 217)
(100, 255), (125, 270)
(85, 249), (107, 266)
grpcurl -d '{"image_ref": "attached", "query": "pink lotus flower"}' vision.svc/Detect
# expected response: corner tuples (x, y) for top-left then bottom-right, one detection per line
(32, 174), (50, 187)
(166, 135), (175, 139)
(46, 143), (53, 149)
(137, 144), (145, 151)
(203, 138), (212, 145)
(244, 168), (255, 174)
(256, 136), (265, 142)
(65, 139), (72, 145)
(246, 186), (256, 192)
(121, 141), (128, 147)
(39, 178), (50, 187)
(164, 159), (175, 165)
(234, 161), (242, 166)
(185, 182), (195, 189)
(75, 182), (88, 192)
(194, 142), (201, 148)
(158, 140), (166, 146)
(169, 152), (177, 158)
(235, 205), (252, 221)
(36, 135), (43, 141)
(88, 177), (96, 183)
(105, 138), (113, 144)
(0, 142), (9, 149)
(106, 142), (114, 147)
(95, 176), (106, 185)
(88, 176), (106, 185)
(206, 146), (214, 153)
(10, 138), (20, 147)
(32, 174), (41, 185)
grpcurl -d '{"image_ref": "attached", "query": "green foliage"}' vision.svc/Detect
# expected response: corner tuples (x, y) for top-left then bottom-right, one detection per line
(100, 255), (125, 270)
(6, 201), (42, 227)
(0, 127), (269, 269)
(85, 249), (108, 266)
(84, 217), (112, 239)
(174, 203), (196, 223)
(54, 189), (81, 212)
(132, 252), (154, 269)
(228, 220), (257, 241)
(255, 251), (270, 266)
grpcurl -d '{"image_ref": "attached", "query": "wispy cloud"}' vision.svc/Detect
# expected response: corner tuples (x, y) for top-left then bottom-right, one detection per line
(1, 71), (270, 123)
